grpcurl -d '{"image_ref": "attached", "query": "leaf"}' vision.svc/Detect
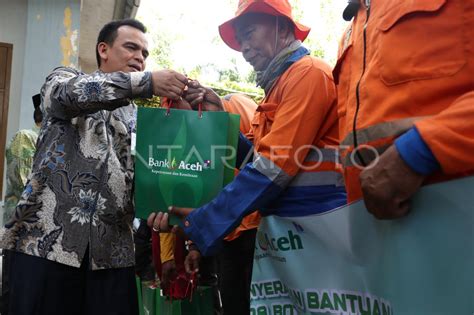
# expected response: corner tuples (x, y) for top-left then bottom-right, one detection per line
(56, 169), (73, 194)
(97, 222), (107, 240)
(71, 172), (99, 190)
(7, 202), (43, 227)
(38, 228), (62, 258)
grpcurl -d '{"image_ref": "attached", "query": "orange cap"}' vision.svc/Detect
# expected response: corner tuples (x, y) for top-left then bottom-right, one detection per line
(219, 0), (311, 51)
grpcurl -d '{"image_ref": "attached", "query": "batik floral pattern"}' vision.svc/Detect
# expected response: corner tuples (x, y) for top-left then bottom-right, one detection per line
(73, 75), (116, 102)
(67, 189), (106, 226)
(39, 141), (66, 170)
(1, 67), (153, 270)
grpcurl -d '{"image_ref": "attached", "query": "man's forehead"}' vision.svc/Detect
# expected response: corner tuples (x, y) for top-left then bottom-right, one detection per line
(116, 25), (148, 45)
(235, 13), (275, 32)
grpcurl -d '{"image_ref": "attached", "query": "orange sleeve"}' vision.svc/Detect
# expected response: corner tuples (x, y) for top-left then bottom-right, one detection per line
(222, 93), (258, 133)
(415, 91), (474, 174)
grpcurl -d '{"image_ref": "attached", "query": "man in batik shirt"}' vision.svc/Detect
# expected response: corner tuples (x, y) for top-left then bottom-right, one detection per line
(1, 19), (188, 315)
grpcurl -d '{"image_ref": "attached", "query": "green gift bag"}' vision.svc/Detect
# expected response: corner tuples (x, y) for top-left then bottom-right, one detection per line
(155, 286), (214, 315)
(141, 282), (158, 315)
(138, 280), (214, 315)
(134, 107), (240, 224)
(136, 277), (145, 315)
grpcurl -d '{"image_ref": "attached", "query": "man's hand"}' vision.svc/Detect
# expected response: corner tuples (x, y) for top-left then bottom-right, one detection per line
(151, 70), (188, 100)
(184, 80), (223, 111)
(184, 249), (201, 274)
(146, 207), (194, 233)
(147, 212), (177, 233)
(167, 97), (193, 110)
(161, 260), (177, 290)
(360, 145), (426, 219)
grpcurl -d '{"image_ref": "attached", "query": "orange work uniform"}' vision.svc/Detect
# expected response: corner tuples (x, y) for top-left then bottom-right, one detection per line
(184, 53), (346, 256)
(334, 0), (474, 202)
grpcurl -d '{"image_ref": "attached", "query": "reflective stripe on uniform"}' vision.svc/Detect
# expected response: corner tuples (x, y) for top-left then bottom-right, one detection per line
(305, 147), (339, 163)
(342, 143), (391, 167)
(253, 153), (292, 188)
(341, 116), (427, 147)
(289, 171), (345, 187)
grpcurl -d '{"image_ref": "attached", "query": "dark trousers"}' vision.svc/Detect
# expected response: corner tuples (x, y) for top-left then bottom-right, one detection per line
(218, 229), (257, 315)
(1, 250), (12, 314)
(7, 250), (138, 315)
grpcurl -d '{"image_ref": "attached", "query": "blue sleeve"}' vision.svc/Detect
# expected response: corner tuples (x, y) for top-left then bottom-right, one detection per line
(181, 163), (282, 256)
(236, 132), (254, 169)
(395, 127), (440, 175)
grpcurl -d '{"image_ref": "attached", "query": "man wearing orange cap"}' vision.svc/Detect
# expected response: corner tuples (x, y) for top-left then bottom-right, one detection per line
(149, 1), (346, 313)
(335, 0), (474, 217)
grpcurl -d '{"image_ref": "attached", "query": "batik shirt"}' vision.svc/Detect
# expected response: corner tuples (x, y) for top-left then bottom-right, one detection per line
(3, 127), (39, 223)
(1, 67), (153, 269)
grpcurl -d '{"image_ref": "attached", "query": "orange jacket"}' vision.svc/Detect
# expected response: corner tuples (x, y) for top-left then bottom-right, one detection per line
(222, 93), (257, 137)
(182, 53), (347, 256)
(334, 0), (474, 202)
(250, 56), (342, 182)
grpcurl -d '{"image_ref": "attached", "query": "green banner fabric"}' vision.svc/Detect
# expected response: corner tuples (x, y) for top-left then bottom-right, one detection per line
(135, 107), (240, 224)
(250, 177), (474, 315)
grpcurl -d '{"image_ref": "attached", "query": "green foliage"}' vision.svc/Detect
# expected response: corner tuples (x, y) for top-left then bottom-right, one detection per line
(134, 96), (161, 108)
(246, 70), (257, 84)
(290, 0), (304, 20)
(305, 37), (326, 59)
(148, 17), (173, 69)
(217, 58), (240, 82)
(207, 81), (263, 102)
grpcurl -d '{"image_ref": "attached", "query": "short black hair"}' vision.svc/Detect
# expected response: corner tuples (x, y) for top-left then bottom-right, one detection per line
(95, 19), (147, 67)
(32, 94), (43, 124)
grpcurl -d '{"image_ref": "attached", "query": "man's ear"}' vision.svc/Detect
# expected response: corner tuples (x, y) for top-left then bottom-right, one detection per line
(97, 42), (109, 63)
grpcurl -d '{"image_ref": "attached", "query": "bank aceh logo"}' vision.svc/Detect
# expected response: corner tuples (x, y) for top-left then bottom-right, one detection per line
(257, 230), (304, 252)
(148, 157), (211, 172)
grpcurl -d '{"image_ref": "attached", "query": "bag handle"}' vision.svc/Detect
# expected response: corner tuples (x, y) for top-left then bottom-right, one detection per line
(162, 97), (172, 116)
(185, 271), (197, 302)
(162, 98), (203, 118)
(151, 230), (162, 280)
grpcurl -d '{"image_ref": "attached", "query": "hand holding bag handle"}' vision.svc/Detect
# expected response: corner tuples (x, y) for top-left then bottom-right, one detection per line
(162, 97), (203, 118)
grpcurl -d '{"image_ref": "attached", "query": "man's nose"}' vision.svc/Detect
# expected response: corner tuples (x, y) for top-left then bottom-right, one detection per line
(240, 41), (250, 55)
(135, 51), (145, 63)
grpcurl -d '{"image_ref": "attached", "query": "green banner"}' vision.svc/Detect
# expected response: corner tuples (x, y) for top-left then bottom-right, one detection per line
(250, 177), (474, 314)
(134, 107), (240, 225)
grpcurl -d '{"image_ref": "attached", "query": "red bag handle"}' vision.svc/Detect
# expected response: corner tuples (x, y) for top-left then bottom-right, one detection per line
(162, 97), (172, 116)
(151, 230), (162, 279)
(151, 230), (198, 300)
(162, 97), (203, 118)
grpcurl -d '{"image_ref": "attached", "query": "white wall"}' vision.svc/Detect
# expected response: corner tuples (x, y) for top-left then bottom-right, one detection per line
(0, 0), (28, 213)
(0, 0), (28, 149)
(19, 0), (80, 131)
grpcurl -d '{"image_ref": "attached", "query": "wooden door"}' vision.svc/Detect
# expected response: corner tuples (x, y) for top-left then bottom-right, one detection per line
(0, 43), (13, 199)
